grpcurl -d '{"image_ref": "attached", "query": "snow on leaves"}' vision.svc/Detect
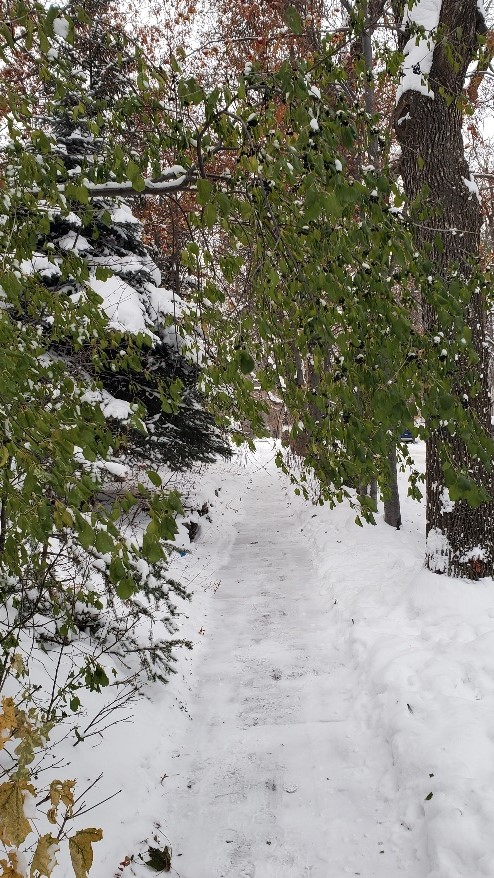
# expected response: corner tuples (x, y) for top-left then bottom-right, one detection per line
(31, 834), (60, 878)
(0, 780), (34, 847)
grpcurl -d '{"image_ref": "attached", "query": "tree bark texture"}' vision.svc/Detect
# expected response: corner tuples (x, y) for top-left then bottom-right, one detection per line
(383, 445), (402, 529)
(394, 0), (494, 577)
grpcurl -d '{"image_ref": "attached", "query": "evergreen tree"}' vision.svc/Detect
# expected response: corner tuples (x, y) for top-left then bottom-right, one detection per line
(41, 9), (230, 472)
(0, 2), (223, 721)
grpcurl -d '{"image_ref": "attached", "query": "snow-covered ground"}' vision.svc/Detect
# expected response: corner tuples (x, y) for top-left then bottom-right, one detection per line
(52, 442), (494, 878)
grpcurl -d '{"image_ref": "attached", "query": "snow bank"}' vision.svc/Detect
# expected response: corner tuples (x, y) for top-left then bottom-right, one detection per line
(16, 453), (242, 878)
(293, 441), (494, 878)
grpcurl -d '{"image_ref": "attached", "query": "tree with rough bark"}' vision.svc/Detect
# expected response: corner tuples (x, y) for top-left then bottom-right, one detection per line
(394, 0), (494, 577)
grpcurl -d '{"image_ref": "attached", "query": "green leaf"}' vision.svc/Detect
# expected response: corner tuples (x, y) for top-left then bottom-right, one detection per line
(238, 351), (255, 374)
(324, 191), (342, 218)
(95, 266), (111, 281)
(131, 175), (146, 193)
(94, 530), (114, 554)
(43, 5), (59, 37)
(203, 202), (217, 228)
(304, 189), (323, 222)
(76, 518), (95, 551)
(178, 77), (204, 105)
(283, 4), (303, 34)
(197, 178), (213, 206)
(126, 158), (141, 181)
(142, 530), (165, 562)
(147, 470), (162, 488)
(74, 185), (89, 205)
(116, 579), (135, 599)
(84, 663), (109, 691)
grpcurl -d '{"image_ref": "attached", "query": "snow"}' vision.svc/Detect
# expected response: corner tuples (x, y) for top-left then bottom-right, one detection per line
(9, 442), (494, 878)
(20, 253), (61, 280)
(440, 486), (455, 513)
(57, 230), (93, 251)
(162, 164), (187, 177)
(461, 546), (487, 563)
(267, 392), (283, 404)
(100, 395), (134, 421)
(147, 175), (187, 190)
(89, 274), (154, 336)
(53, 17), (70, 40)
(89, 176), (187, 195)
(110, 205), (141, 225)
(146, 285), (187, 347)
(462, 176), (480, 201)
(396, 0), (442, 104)
(146, 285), (180, 319)
(64, 211), (82, 227)
(426, 526), (451, 573)
(80, 389), (134, 422)
(102, 460), (129, 479)
(91, 254), (161, 286)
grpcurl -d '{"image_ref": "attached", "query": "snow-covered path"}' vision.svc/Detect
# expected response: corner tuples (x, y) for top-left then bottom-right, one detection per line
(164, 450), (426, 878)
(85, 443), (494, 878)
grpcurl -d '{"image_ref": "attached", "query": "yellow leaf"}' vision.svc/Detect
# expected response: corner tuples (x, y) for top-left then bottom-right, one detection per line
(0, 699), (17, 751)
(69, 828), (103, 878)
(0, 849), (24, 878)
(9, 654), (26, 678)
(0, 780), (32, 846)
(31, 833), (60, 877)
(59, 780), (75, 811)
(48, 779), (75, 823)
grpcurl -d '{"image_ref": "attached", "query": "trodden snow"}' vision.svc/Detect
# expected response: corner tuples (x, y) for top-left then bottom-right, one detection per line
(164, 449), (425, 878)
(78, 442), (494, 878)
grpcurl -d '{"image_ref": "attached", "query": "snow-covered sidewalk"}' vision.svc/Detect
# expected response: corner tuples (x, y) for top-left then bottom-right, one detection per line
(161, 446), (428, 877)
(88, 443), (494, 878)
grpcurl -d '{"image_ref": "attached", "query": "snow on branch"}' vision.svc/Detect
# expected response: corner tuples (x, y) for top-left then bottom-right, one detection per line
(85, 140), (229, 199)
(87, 166), (192, 198)
(396, 0), (442, 103)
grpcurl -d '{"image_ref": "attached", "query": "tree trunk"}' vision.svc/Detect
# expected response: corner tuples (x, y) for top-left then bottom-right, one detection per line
(394, 0), (494, 577)
(383, 445), (401, 529)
